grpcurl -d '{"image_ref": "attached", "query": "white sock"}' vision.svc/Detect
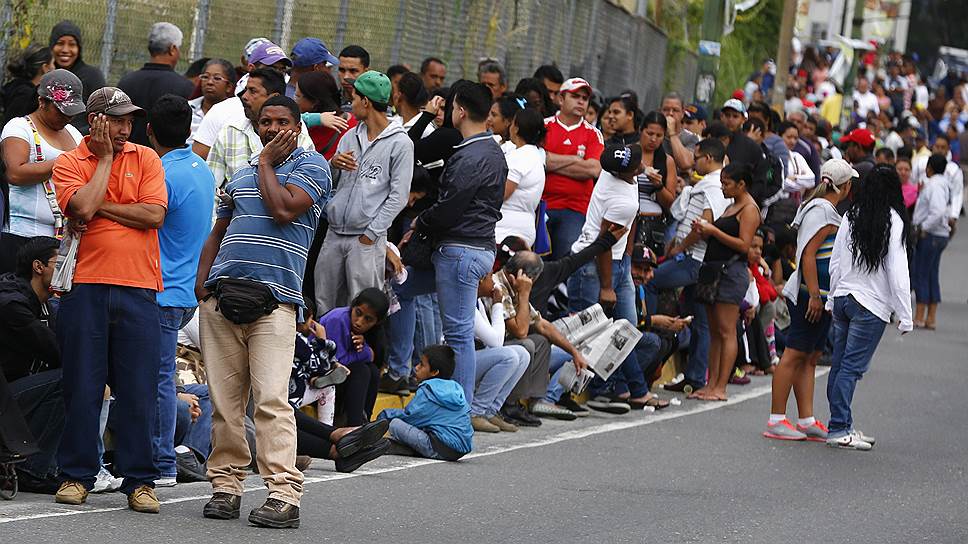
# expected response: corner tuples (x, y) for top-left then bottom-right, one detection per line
(769, 414), (786, 424)
(798, 416), (816, 427)
(174, 445), (191, 454)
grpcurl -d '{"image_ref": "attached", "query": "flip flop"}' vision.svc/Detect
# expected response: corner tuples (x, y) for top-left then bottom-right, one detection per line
(644, 397), (670, 410)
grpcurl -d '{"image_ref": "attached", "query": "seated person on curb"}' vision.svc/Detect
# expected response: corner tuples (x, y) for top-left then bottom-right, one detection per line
(470, 273), (531, 433)
(379, 345), (473, 461)
(288, 305), (391, 473)
(0, 236), (64, 493)
(493, 251), (590, 426)
(172, 384), (213, 483)
(630, 245), (690, 404)
(320, 288), (389, 427)
(566, 142), (653, 414)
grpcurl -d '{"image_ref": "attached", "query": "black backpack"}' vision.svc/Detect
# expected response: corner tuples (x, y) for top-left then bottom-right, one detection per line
(755, 143), (784, 208)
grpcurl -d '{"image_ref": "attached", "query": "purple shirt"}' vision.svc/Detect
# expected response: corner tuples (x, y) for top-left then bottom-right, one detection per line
(318, 306), (373, 366)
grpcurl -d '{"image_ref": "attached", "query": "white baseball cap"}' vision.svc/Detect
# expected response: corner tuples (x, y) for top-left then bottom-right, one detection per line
(559, 77), (592, 95)
(721, 98), (747, 116)
(820, 158), (859, 186)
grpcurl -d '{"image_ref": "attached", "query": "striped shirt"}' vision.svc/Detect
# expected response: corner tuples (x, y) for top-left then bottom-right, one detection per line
(205, 147), (332, 307)
(675, 190), (710, 262)
(207, 117), (315, 189)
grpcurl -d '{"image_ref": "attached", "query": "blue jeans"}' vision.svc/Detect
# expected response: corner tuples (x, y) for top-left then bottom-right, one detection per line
(634, 331), (663, 387)
(567, 256), (648, 398)
(175, 383), (212, 459)
(827, 296), (887, 438)
(155, 306), (195, 479)
(913, 234), (948, 304)
(408, 294), (443, 377)
(545, 346), (575, 403)
(645, 255), (708, 386)
(388, 418), (444, 460)
(387, 244), (494, 405)
(472, 345), (530, 417)
(546, 208), (586, 260)
(57, 284), (161, 494)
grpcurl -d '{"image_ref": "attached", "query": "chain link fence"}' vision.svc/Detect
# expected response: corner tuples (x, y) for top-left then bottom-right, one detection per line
(3, 0), (681, 112)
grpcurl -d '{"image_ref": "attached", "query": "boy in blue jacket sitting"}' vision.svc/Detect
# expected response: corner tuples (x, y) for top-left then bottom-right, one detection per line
(378, 345), (473, 460)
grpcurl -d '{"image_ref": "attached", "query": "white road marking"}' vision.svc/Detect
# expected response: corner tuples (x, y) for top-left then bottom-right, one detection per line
(0, 371), (826, 524)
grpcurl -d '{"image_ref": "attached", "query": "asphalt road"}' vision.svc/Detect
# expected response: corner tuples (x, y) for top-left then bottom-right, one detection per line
(3, 233), (967, 543)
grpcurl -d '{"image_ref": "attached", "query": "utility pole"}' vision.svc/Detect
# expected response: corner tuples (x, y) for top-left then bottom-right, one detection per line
(694, 0), (725, 112)
(839, 0), (866, 130)
(770, 0), (798, 110)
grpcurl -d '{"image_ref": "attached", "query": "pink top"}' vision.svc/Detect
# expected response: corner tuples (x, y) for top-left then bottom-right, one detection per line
(901, 181), (919, 209)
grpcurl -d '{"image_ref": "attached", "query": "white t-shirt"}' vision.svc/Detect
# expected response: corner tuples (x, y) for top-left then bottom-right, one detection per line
(495, 144), (545, 246)
(0, 117), (82, 237)
(571, 170), (638, 260)
(852, 90), (880, 118)
(188, 96), (205, 145)
(192, 96), (245, 148)
(392, 114), (435, 139)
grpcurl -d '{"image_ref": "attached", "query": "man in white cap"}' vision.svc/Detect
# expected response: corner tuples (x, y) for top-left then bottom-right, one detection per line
(542, 77), (604, 260)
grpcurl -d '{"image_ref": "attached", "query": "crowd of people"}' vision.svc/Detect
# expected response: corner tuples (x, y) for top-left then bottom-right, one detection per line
(0, 18), (965, 526)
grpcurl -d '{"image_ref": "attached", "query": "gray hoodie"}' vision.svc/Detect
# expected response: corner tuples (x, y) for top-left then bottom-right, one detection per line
(326, 119), (414, 240)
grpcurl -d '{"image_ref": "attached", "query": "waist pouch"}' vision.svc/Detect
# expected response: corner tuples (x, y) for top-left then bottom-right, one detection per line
(213, 278), (278, 324)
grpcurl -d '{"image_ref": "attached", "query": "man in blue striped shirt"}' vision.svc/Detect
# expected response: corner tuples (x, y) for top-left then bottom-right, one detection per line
(194, 95), (331, 529)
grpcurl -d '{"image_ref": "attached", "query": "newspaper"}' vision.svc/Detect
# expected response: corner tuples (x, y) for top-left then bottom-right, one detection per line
(552, 304), (643, 381)
(557, 360), (596, 395)
(492, 270), (541, 324)
(50, 230), (81, 293)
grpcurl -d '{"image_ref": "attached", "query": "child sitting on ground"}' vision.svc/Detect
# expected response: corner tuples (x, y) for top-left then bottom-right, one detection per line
(290, 302), (349, 425)
(320, 288), (389, 426)
(378, 345), (473, 461)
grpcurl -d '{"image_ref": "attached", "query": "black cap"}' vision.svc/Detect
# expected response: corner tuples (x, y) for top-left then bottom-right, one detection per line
(631, 244), (657, 267)
(600, 142), (642, 175)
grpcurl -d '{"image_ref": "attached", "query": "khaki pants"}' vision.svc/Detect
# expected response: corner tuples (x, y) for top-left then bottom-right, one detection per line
(199, 298), (302, 506)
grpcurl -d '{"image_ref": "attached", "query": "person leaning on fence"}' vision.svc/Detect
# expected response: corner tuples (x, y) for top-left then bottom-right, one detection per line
(194, 95), (332, 529)
(51, 87), (167, 513)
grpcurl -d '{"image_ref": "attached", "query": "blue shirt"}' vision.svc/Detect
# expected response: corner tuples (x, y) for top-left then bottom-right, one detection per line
(158, 147), (215, 307)
(206, 147), (332, 307)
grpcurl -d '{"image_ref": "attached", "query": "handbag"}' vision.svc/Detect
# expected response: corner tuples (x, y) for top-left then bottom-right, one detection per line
(213, 278), (279, 324)
(400, 229), (435, 270)
(695, 255), (740, 305)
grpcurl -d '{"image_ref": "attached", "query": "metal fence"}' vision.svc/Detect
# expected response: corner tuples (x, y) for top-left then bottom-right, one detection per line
(2, 0), (677, 112)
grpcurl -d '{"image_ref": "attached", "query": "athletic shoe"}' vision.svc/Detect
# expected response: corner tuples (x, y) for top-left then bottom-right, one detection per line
(826, 431), (872, 451)
(176, 450), (208, 483)
(854, 429), (876, 446)
(762, 419), (807, 441)
(92, 466), (122, 493)
(555, 395), (590, 417)
(796, 420), (829, 442)
(154, 477), (177, 488)
(377, 374), (409, 395)
(586, 396), (632, 415)
(309, 365), (350, 389)
(530, 400), (578, 421)
(471, 415), (501, 433)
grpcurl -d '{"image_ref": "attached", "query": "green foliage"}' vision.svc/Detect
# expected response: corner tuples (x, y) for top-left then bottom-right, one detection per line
(657, 0), (704, 96)
(713, 0), (782, 105)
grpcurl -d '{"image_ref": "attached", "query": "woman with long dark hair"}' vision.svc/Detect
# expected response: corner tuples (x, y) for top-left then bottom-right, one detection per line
(294, 71), (350, 159)
(2, 44), (52, 125)
(824, 164), (912, 450)
(487, 94), (527, 147)
(604, 96), (642, 145)
(494, 107), (546, 246)
(635, 111), (677, 256)
(691, 163), (761, 401)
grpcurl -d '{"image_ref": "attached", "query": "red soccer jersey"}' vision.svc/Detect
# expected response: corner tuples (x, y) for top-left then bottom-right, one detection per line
(542, 114), (604, 213)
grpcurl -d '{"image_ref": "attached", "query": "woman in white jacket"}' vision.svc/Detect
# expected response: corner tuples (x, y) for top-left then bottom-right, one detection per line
(470, 273), (530, 433)
(824, 164), (912, 451)
(778, 121), (816, 201)
(911, 154), (952, 330)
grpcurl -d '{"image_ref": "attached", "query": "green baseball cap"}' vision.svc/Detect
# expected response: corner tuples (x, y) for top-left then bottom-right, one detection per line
(353, 70), (391, 104)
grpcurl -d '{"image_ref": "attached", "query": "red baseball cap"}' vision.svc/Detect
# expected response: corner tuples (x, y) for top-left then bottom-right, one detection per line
(840, 128), (875, 148)
(732, 88), (745, 100)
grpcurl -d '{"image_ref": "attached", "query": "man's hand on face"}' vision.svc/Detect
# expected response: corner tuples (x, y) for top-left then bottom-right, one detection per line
(89, 114), (114, 159)
(260, 129), (298, 166)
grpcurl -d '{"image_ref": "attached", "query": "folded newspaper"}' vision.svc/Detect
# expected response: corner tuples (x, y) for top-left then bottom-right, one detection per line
(51, 230), (81, 293)
(557, 360), (596, 395)
(552, 304), (642, 382)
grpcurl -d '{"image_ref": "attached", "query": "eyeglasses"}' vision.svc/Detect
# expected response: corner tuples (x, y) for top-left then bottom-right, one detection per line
(199, 75), (228, 83)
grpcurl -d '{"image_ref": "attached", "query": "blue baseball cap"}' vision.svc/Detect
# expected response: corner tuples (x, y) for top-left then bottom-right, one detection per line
(291, 38), (339, 68)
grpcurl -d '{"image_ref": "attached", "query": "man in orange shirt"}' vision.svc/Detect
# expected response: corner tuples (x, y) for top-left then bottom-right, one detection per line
(50, 87), (168, 514)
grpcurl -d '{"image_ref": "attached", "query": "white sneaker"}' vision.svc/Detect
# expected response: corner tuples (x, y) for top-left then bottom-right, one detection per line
(854, 429), (876, 446)
(825, 430), (872, 451)
(154, 477), (177, 488)
(92, 466), (123, 493)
